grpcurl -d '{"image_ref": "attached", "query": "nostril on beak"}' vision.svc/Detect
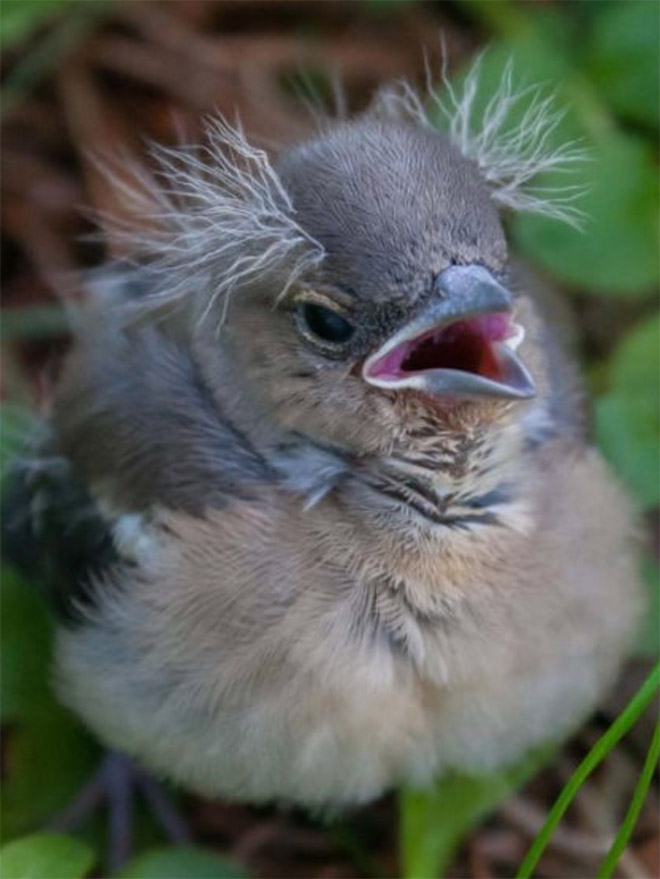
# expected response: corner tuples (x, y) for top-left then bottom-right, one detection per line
(433, 272), (450, 300)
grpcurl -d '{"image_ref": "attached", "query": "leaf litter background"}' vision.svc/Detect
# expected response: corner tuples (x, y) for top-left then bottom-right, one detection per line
(0, 1), (658, 877)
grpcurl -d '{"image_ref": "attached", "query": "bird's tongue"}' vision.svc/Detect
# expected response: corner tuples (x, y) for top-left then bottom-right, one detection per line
(369, 313), (512, 382)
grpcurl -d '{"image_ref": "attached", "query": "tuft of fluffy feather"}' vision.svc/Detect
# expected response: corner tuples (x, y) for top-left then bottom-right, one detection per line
(97, 118), (325, 330)
(373, 55), (587, 227)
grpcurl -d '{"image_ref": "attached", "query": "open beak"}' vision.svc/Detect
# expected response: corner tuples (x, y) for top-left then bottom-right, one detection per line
(362, 265), (536, 400)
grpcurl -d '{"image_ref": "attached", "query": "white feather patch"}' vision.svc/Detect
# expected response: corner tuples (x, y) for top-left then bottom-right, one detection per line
(112, 514), (158, 566)
(373, 54), (588, 227)
(96, 118), (325, 330)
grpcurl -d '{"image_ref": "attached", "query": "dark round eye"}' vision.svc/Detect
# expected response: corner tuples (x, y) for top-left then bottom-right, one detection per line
(299, 302), (355, 344)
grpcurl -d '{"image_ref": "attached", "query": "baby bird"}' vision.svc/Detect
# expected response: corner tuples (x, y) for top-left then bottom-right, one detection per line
(4, 71), (642, 812)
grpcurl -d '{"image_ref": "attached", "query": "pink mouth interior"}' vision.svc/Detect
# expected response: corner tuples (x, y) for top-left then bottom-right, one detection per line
(368, 312), (512, 382)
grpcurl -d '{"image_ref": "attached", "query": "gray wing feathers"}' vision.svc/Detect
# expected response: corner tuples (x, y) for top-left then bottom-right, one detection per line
(56, 318), (273, 515)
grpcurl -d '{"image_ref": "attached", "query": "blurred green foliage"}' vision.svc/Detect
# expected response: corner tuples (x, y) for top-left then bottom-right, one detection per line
(117, 848), (248, 879)
(596, 315), (660, 510)
(585, 0), (660, 128)
(400, 746), (554, 879)
(0, 833), (95, 879)
(1, 0), (658, 877)
(0, 570), (100, 843)
(0, 0), (107, 117)
(514, 132), (659, 296)
(0, 0), (81, 48)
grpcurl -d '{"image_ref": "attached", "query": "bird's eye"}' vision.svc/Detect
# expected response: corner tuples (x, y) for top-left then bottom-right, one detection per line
(298, 302), (355, 345)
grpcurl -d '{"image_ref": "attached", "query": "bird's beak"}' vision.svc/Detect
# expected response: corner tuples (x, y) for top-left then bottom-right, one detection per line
(362, 265), (536, 400)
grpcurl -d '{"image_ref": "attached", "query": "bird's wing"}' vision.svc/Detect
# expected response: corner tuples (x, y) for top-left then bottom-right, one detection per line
(2, 267), (275, 618)
(2, 435), (118, 621)
(55, 295), (274, 517)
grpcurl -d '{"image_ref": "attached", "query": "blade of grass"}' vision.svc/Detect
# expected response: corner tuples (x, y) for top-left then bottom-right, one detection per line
(597, 714), (660, 878)
(516, 658), (660, 879)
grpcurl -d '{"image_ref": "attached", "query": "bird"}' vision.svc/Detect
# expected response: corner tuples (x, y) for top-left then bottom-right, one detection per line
(3, 62), (643, 824)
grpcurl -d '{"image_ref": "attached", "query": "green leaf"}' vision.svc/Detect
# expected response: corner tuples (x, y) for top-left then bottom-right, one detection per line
(609, 313), (660, 394)
(596, 315), (660, 508)
(638, 558), (660, 657)
(0, 567), (53, 723)
(118, 846), (249, 879)
(585, 0), (660, 128)
(513, 132), (660, 297)
(399, 746), (552, 879)
(596, 396), (659, 508)
(0, 833), (94, 879)
(1, 707), (99, 842)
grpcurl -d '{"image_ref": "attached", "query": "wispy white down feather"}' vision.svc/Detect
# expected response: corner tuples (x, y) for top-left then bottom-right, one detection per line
(99, 118), (325, 329)
(373, 55), (587, 227)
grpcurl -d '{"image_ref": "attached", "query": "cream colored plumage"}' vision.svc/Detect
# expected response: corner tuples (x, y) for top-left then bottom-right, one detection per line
(57, 439), (639, 806)
(4, 78), (642, 811)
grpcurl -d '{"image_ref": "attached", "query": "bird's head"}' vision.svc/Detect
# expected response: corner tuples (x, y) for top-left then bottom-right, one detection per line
(196, 120), (542, 459)
(117, 69), (581, 463)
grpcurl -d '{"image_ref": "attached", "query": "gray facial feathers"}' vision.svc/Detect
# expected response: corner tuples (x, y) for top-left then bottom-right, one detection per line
(277, 121), (507, 304)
